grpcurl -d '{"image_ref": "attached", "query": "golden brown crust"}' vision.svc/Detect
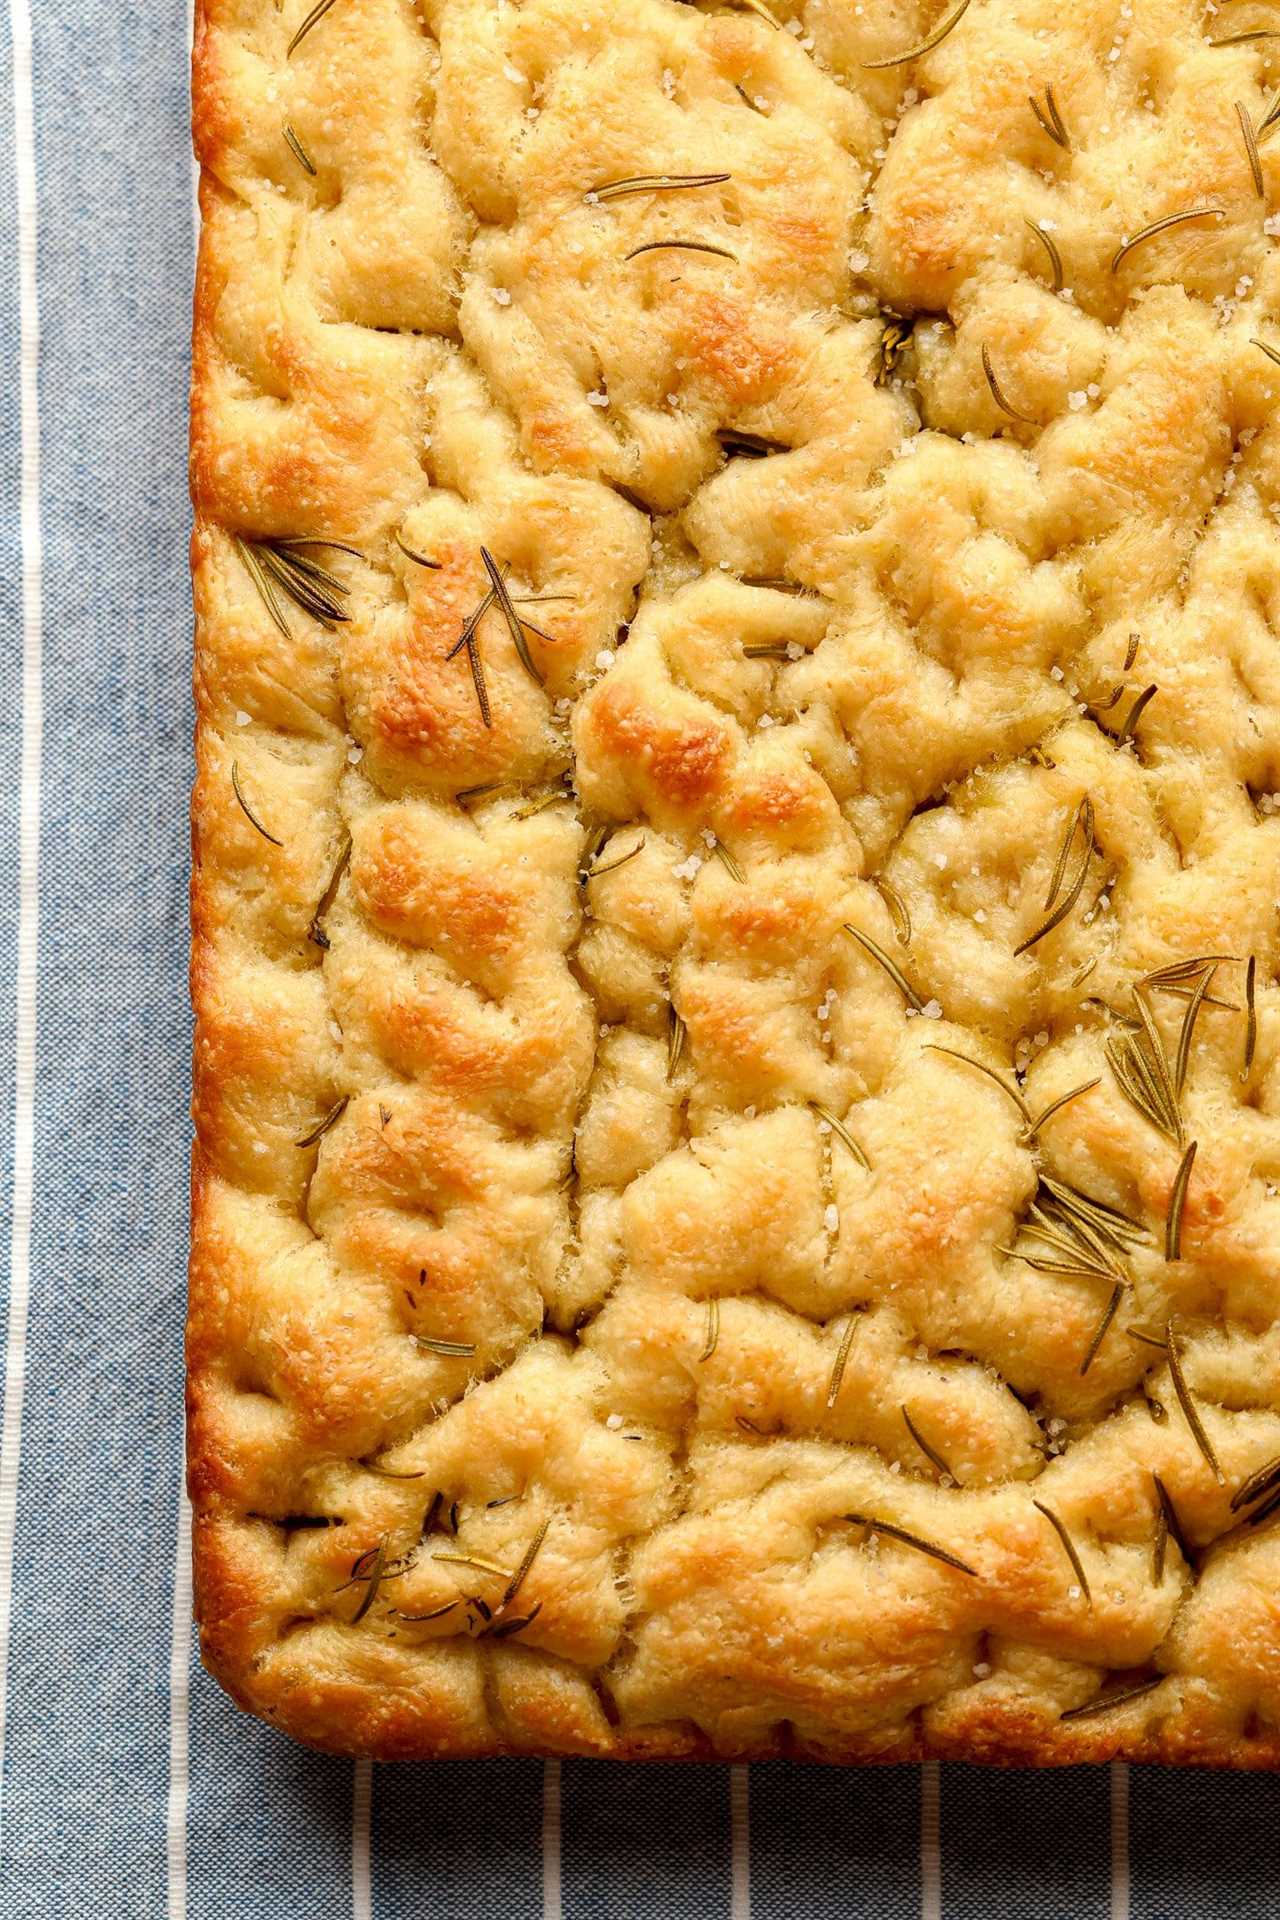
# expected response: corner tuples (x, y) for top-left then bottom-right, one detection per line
(191, 0), (1280, 1766)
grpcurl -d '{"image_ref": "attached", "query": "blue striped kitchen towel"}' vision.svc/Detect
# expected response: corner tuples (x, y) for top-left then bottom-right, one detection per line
(0, 4), (1275, 1916)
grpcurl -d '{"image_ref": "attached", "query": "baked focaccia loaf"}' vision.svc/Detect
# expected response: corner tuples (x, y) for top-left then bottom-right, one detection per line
(189, 0), (1280, 1766)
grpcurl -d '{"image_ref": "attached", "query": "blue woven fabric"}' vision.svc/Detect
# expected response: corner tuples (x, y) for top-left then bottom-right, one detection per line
(0, 6), (1275, 1916)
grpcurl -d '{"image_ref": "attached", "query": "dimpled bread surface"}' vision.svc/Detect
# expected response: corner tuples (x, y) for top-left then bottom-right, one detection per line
(190, 0), (1280, 1764)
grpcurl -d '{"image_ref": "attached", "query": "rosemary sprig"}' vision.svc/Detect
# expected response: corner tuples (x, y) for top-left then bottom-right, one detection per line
(1079, 1282), (1123, 1376)
(283, 123), (316, 175)
(1060, 1676), (1163, 1721)
(584, 836), (645, 881)
(394, 531), (440, 569)
(925, 1045), (1031, 1123)
(667, 1003), (687, 1078)
(843, 923), (926, 1011)
(1025, 218), (1065, 292)
(1165, 1319), (1223, 1482)
(845, 1512), (976, 1577)
(294, 1095), (349, 1148)
(1111, 206), (1225, 274)
(1230, 1454), (1280, 1513)
(812, 1102), (871, 1170)
(234, 533), (356, 634)
(700, 1296), (720, 1363)
(1034, 1499), (1092, 1605)
(1164, 1140), (1197, 1261)
(349, 1536), (386, 1624)
(230, 760), (283, 846)
(876, 318), (912, 386)
(307, 837), (351, 949)
(1015, 797), (1094, 955)
(590, 171), (730, 202)
(287, 0), (340, 59)
(480, 546), (544, 686)
(875, 877), (912, 946)
(1243, 954), (1257, 1078)
(1152, 1472), (1192, 1576)
(712, 838), (744, 883)
(862, 0), (972, 68)
(1237, 101), (1266, 197)
(1028, 85), (1070, 150)
(982, 342), (1035, 423)
(826, 1315), (859, 1410)
(624, 239), (738, 262)
(902, 1407), (956, 1483)
(1038, 1176), (1149, 1251)
(498, 1519), (550, 1615)
(1107, 989), (1182, 1143)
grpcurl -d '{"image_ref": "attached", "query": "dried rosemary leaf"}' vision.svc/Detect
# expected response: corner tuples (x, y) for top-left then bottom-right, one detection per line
(287, 0), (340, 59)
(499, 1519), (550, 1613)
(1153, 1472), (1193, 1575)
(1118, 682), (1158, 746)
(413, 1336), (477, 1359)
(348, 1536), (386, 1624)
(812, 1103), (871, 1170)
(624, 239), (738, 262)
(230, 759), (283, 847)
(1029, 1079), (1100, 1139)
(393, 1601), (458, 1624)
(480, 546), (544, 687)
(712, 838), (745, 883)
(433, 1551), (514, 1579)
(1111, 207), (1225, 273)
(1034, 1499), (1092, 1605)
(584, 836), (645, 881)
(1028, 84), (1070, 150)
(1060, 1676), (1163, 1721)
(1232, 1455), (1280, 1513)
(1025, 218), (1065, 291)
(1237, 101), (1266, 196)
(843, 923), (926, 1011)
(982, 341), (1035, 423)
(394, 531), (441, 569)
(826, 1315), (860, 1410)
(1015, 797), (1094, 954)
(875, 876), (912, 946)
(666, 1003), (687, 1079)
(489, 1602), (543, 1640)
(307, 837), (351, 949)
(283, 123), (316, 175)
(294, 1095), (349, 1148)
(1243, 954), (1257, 1079)
(1164, 1140), (1197, 1261)
(700, 1297), (720, 1363)
(1165, 1319), (1223, 1483)
(902, 1406), (957, 1483)
(862, 0), (972, 68)
(590, 171), (731, 202)
(925, 1045), (1031, 1123)
(845, 1513), (977, 1577)
(1079, 1281), (1124, 1376)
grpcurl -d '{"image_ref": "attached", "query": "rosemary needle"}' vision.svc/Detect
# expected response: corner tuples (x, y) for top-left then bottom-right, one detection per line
(624, 239), (738, 262)
(1231, 1454), (1280, 1513)
(489, 1603), (543, 1640)
(1015, 798), (1094, 954)
(1111, 206), (1225, 274)
(826, 1315), (859, 1410)
(307, 837), (351, 949)
(843, 923), (926, 1011)
(394, 531), (441, 569)
(1174, 966), (1214, 1095)
(812, 1103), (871, 1170)
(712, 838), (745, 883)
(667, 1004), (687, 1079)
(875, 876), (912, 946)
(498, 1520), (550, 1614)
(1034, 1500), (1092, 1605)
(283, 123), (316, 175)
(1165, 1319), (1224, 1483)
(1059, 1676), (1163, 1721)
(1252, 337), (1280, 369)
(1028, 85), (1070, 150)
(434, 1551), (514, 1579)
(1028, 1079), (1100, 1139)
(982, 342), (1035, 423)
(480, 546), (544, 686)
(1079, 1282), (1123, 1376)
(414, 1336), (477, 1359)
(590, 172), (731, 203)
(1153, 1472), (1193, 1573)
(584, 836), (645, 880)
(1237, 101), (1266, 197)
(349, 1537), (386, 1624)
(230, 760), (283, 846)
(700, 1297), (720, 1363)
(845, 1513), (976, 1577)
(902, 1406), (957, 1483)
(1025, 218), (1065, 292)
(394, 1601), (458, 1624)
(1243, 955), (1257, 1079)
(925, 1045), (1031, 1123)
(862, 0), (972, 68)
(294, 1095), (348, 1148)
(1165, 1140), (1197, 1261)
(287, 0), (340, 57)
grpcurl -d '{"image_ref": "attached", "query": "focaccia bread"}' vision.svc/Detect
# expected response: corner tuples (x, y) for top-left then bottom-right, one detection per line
(189, 0), (1280, 1767)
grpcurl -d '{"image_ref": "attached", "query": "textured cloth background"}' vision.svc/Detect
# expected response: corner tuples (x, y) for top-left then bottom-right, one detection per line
(0, 4), (1275, 1916)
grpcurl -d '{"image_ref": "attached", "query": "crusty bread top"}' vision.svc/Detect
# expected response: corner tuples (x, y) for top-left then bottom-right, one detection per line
(190, 0), (1280, 1765)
